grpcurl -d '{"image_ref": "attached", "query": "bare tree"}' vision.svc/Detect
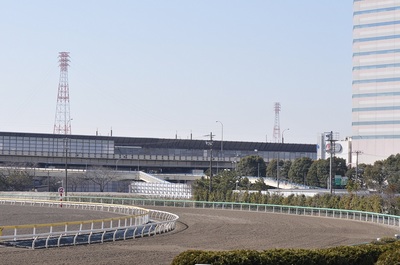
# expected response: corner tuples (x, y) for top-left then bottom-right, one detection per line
(0, 163), (33, 191)
(45, 175), (61, 192)
(0, 168), (9, 190)
(67, 174), (90, 192)
(85, 166), (117, 192)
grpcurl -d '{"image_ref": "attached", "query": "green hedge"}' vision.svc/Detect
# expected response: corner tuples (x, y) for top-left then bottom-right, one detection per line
(171, 243), (399, 265)
(376, 248), (400, 265)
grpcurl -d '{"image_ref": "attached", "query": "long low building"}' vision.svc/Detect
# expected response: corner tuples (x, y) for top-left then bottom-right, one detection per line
(0, 131), (317, 174)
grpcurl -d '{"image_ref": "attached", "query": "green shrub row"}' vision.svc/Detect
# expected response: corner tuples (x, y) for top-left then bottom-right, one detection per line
(194, 190), (400, 215)
(171, 242), (400, 265)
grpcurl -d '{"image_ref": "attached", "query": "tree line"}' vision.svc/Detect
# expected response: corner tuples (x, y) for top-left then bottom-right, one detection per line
(192, 171), (399, 215)
(0, 164), (121, 192)
(193, 153), (400, 214)
(229, 154), (400, 193)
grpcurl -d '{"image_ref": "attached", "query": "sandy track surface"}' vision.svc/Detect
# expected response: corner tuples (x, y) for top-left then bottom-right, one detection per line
(0, 204), (398, 265)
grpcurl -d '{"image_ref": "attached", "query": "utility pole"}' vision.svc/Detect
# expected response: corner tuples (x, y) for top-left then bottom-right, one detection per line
(353, 150), (363, 184)
(65, 138), (68, 196)
(205, 132), (214, 193)
(326, 131), (338, 194)
(277, 153), (280, 188)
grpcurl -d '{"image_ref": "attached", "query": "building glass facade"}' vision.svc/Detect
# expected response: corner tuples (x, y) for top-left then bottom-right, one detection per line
(0, 132), (316, 170)
(0, 135), (114, 156)
(352, 0), (400, 164)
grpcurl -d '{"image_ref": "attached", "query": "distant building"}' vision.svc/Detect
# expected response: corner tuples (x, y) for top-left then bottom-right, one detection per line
(352, 1), (400, 164)
(0, 131), (317, 174)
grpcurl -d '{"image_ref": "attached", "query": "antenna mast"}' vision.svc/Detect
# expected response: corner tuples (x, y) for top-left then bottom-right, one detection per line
(273, 102), (281, 143)
(53, 52), (71, 135)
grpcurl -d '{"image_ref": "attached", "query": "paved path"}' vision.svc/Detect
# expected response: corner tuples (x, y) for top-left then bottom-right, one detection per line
(0, 204), (398, 265)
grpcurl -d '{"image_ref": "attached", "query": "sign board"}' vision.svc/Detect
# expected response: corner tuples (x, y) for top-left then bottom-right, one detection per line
(341, 176), (348, 186)
(334, 176), (342, 186)
(334, 176), (348, 186)
(58, 187), (64, 208)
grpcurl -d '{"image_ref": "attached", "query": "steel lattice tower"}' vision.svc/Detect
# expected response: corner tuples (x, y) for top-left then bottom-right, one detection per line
(273, 102), (281, 143)
(53, 52), (71, 135)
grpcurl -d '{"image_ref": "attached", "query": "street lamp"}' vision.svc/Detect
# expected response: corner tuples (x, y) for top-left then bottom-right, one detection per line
(216, 121), (223, 153)
(116, 159), (120, 171)
(282, 128), (289, 143)
(205, 132), (214, 193)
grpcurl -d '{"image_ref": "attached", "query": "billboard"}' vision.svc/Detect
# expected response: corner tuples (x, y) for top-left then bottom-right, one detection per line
(324, 138), (351, 164)
(326, 142), (343, 154)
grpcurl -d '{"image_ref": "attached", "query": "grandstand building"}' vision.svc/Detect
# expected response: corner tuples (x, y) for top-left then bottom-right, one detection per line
(0, 131), (316, 173)
(0, 131), (316, 193)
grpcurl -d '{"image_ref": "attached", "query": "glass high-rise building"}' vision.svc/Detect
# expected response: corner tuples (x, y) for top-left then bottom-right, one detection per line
(352, 0), (400, 164)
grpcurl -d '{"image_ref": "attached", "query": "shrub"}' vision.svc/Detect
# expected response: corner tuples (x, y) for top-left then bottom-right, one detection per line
(371, 236), (398, 245)
(171, 244), (394, 265)
(376, 248), (400, 265)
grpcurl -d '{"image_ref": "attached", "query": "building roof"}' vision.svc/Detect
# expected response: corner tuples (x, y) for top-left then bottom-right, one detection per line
(0, 131), (317, 153)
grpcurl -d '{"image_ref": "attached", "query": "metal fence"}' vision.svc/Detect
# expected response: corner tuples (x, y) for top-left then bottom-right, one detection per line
(61, 195), (400, 229)
(1, 193), (399, 248)
(0, 197), (178, 249)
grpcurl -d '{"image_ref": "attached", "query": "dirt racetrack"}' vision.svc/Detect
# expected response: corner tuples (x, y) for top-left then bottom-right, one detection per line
(0, 204), (398, 265)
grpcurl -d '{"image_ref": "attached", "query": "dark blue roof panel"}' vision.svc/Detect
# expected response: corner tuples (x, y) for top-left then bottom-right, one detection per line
(0, 131), (317, 153)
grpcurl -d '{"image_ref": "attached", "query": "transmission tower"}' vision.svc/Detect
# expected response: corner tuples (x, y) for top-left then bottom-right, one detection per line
(53, 52), (71, 135)
(273, 102), (281, 143)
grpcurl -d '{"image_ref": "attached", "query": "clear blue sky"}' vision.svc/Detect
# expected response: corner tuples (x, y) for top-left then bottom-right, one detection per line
(0, 1), (353, 144)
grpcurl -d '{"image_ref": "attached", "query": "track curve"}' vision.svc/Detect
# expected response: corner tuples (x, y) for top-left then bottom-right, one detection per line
(0, 204), (398, 265)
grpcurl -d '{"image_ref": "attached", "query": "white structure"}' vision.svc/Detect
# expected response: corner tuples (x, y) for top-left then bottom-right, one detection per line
(352, 1), (400, 164)
(129, 182), (192, 199)
(317, 133), (352, 164)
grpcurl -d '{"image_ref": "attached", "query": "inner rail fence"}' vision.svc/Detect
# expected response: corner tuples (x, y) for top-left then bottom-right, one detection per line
(0, 193), (399, 246)
(57, 195), (400, 229)
(0, 197), (178, 249)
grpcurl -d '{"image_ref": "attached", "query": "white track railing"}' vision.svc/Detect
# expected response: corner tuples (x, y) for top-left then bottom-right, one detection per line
(64, 195), (400, 230)
(1, 193), (399, 241)
(0, 198), (178, 249)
